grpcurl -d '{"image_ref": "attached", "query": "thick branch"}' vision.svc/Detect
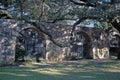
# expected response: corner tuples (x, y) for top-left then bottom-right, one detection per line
(52, 18), (75, 23)
(0, 10), (12, 19)
(70, 0), (96, 7)
(24, 20), (64, 47)
(111, 19), (120, 32)
(72, 16), (101, 32)
(39, 0), (45, 22)
(50, 11), (70, 23)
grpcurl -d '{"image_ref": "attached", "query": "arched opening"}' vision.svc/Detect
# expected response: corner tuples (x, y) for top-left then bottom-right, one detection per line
(71, 31), (92, 59)
(109, 34), (120, 59)
(15, 28), (45, 62)
(77, 31), (92, 58)
(15, 35), (25, 62)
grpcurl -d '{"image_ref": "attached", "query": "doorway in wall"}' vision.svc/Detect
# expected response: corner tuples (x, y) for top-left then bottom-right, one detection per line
(71, 31), (92, 59)
(15, 29), (45, 62)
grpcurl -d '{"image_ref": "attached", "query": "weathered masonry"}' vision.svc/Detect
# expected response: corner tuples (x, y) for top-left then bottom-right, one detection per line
(0, 19), (119, 64)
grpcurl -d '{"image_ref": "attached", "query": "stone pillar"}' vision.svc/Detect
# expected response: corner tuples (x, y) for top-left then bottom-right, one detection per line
(0, 23), (16, 64)
(0, 37), (16, 64)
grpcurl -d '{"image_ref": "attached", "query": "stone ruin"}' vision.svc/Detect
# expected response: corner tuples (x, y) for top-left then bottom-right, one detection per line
(0, 19), (119, 64)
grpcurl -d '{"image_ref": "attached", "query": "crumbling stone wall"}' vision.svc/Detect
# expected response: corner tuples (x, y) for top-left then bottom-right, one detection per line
(40, 23), (110, 59)
(0, 19), (16, 64)
(0, 19), (115, 64)
(0, 19), (37, 64)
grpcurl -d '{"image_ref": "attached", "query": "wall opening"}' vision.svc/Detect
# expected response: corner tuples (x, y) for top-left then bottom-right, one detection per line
(71, 31), (92, 59)
(15, 29), (45, 62)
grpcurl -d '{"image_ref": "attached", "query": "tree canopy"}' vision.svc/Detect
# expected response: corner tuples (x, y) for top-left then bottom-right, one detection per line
(0, 0), (120, 58)
(0, 0), (119, 28)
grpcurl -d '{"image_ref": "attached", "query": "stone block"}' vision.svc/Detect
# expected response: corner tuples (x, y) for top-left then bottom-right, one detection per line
(93, 47), (109, 59)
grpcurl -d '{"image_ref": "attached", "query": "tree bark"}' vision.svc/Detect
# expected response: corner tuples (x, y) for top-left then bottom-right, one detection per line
(69, 0), (96, 7)
(111, 19), (120, 59)
(0, 9), (12, 19)
(39, 0), (45, 22)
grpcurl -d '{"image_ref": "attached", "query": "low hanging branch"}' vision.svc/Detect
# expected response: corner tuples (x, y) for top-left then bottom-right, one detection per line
(110, 16), (120, 32)
(71, 16), (101, 33)
(24, 20), (64, 47)
(70, 16), (100, 44)
(69, 0), (97, 7)
(51, 12), (71, 23)
(71, 16), (120, 33)
(0, 9), (12, 19)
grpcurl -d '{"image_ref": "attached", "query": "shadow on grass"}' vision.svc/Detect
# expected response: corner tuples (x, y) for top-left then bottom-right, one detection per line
(0, 60), (120, 80)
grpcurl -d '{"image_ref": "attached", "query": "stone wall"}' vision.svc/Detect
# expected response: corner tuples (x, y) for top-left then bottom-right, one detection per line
(0, 19), (16, 64)
(0, 19), (36, 64)
(40, 23), (110, 59)
(0, 19), (116, 64)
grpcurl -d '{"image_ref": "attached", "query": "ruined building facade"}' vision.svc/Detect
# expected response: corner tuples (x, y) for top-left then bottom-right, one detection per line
(0, 19), (119, 64)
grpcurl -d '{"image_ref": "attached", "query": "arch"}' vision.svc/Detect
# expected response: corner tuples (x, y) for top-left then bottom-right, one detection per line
(0, 19), (47, 63)
(76, 31), (92, 42)
(15, 25), (46, 62)
(76, 31), (92, 59)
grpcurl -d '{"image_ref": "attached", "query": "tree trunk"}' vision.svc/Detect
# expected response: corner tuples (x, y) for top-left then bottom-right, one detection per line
(118, 52), (120, 59)
(111, 19), (120, 59)
(117, 37), (120, 59)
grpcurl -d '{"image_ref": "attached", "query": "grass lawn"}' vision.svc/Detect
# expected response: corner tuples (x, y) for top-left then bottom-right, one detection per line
(0, 60), (120, 80)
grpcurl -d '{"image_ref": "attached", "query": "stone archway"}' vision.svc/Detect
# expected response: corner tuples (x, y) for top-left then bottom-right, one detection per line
(15, 34), (25, 62)
(15, 27), (46, 62)
(75, 31), (92, 59)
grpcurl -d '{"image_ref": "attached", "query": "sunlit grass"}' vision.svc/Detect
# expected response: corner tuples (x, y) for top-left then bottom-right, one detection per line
(0, 60), (120, 80)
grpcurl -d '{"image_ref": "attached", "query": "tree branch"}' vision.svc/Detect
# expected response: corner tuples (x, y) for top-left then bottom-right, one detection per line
(111, 19), (120, 32)
(24, 20), (64, 47)
(0, 10), (12, 19)
(39, 0), (45, 22)
(71, 16), (101, 32)
(70, 0), (96, 7)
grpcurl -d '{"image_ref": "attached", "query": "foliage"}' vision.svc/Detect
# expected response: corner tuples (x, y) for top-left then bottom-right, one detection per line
(0, 0), (120, 59)
(0, 0), (119, 26)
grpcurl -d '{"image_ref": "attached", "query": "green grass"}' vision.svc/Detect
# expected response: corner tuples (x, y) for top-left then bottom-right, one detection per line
(0, 60), (120, 80)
